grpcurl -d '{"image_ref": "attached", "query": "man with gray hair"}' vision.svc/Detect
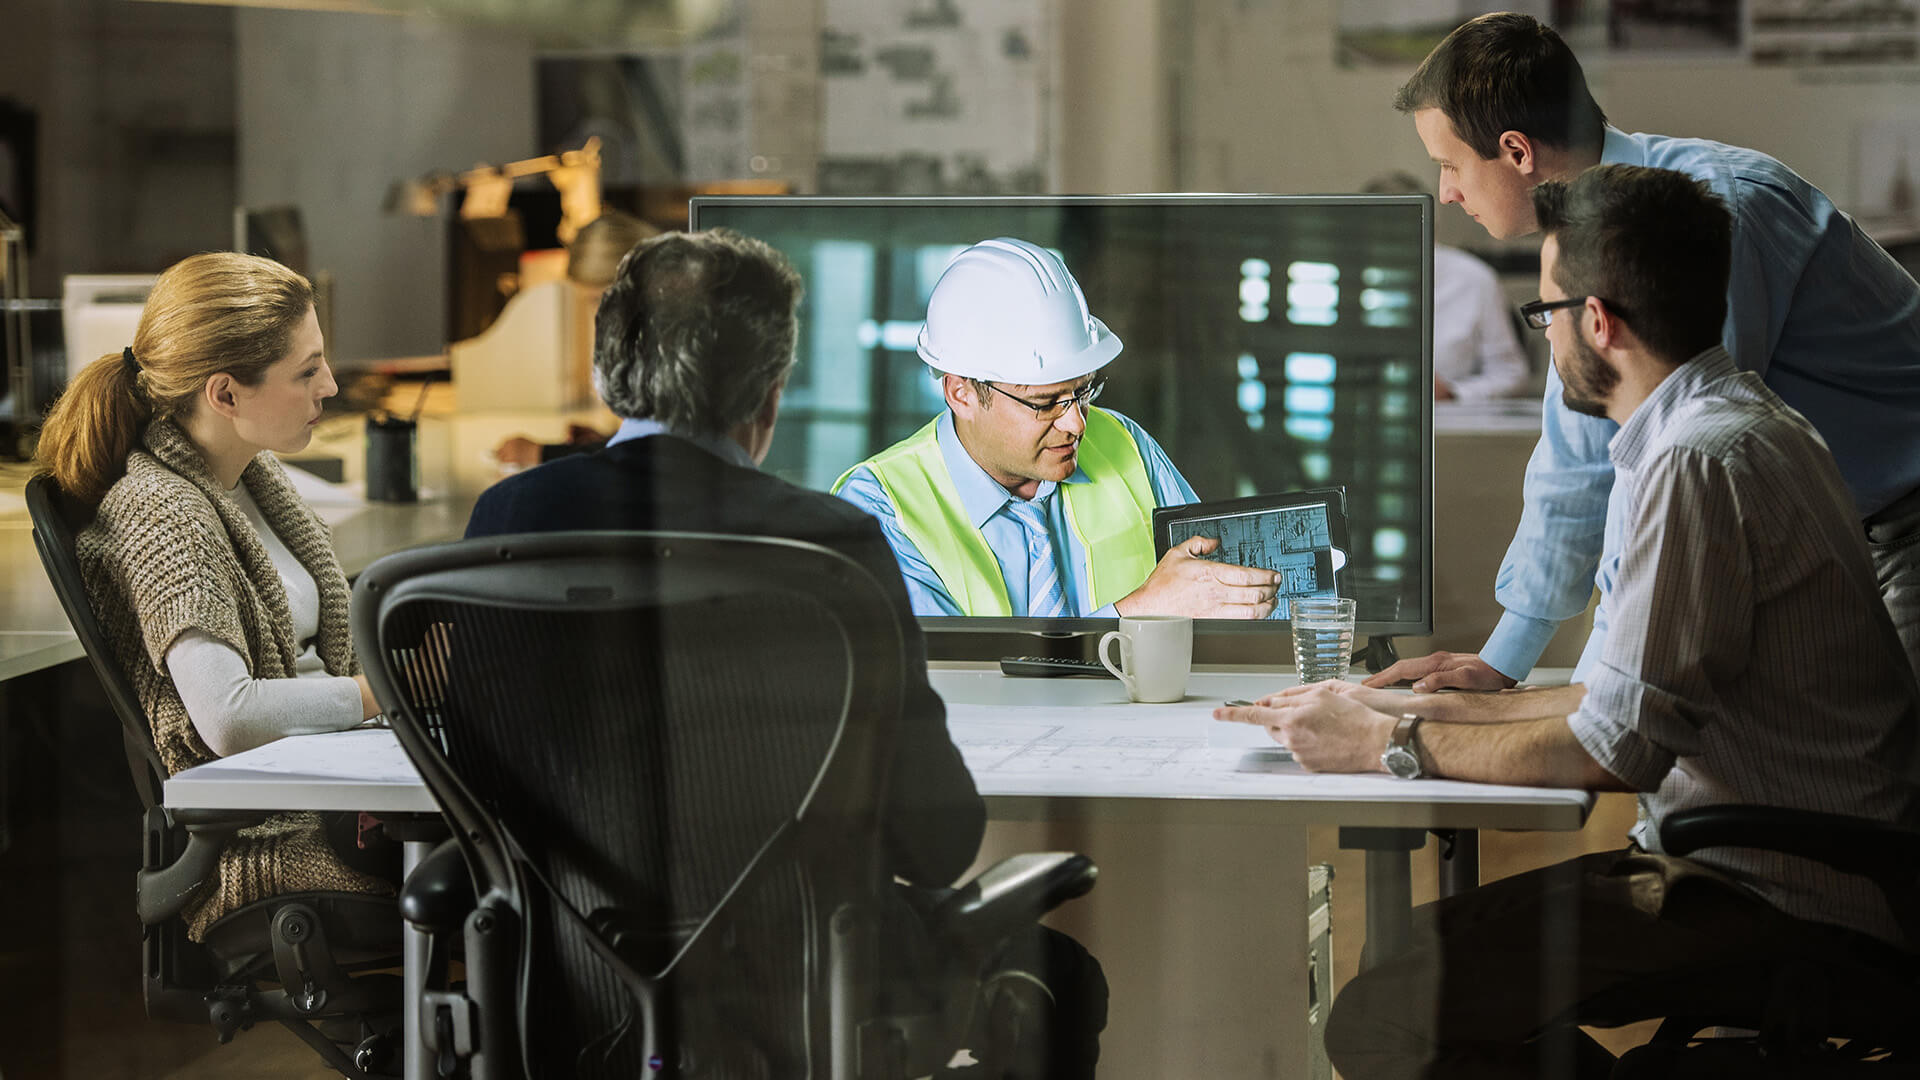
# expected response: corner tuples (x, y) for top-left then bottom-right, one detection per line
(465, 227), (1107, 1078)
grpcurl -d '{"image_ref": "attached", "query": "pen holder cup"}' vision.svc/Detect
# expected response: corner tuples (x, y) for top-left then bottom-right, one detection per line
(365, 415), (418, 503)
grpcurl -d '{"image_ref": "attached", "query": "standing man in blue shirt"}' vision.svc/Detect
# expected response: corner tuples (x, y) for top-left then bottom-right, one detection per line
(1370, 11), (1920, 692)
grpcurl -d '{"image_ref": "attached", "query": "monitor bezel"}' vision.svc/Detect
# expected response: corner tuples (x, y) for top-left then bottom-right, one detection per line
(688, 192), (1435, 639)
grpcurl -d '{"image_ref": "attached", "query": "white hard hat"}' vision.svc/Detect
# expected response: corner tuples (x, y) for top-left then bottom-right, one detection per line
(917, 237), (1123, 385)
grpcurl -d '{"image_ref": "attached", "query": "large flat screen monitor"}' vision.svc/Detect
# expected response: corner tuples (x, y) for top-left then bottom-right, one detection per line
(690, 194), (1433, 639)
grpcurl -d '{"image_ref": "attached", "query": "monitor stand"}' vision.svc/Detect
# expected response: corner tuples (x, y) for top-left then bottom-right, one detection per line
(1353, 635), (1399, 675)
(1032, 629), (1098, 655)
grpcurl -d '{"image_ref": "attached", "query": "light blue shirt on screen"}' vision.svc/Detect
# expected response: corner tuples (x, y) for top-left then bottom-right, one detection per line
(1483, 126), (1920, 681)
(836, 409), (1198, 618)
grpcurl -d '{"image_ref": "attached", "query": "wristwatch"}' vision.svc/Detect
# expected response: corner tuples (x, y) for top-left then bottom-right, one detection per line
(1381, 713), (1428, 780)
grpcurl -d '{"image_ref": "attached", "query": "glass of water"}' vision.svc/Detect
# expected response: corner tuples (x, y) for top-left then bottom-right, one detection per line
(1290, 596), (1357, 683)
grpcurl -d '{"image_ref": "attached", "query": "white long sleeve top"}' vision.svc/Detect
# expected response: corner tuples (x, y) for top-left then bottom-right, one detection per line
(163, 481), (362, 757)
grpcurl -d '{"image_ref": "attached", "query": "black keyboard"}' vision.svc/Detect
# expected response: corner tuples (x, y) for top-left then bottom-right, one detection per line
(998, 656), (1116, 678)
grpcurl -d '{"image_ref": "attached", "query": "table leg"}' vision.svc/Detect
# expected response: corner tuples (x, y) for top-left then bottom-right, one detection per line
(403, 839), (431, 1080)
(1338, 827), (1425, 971)
(1438, 828), (1479, 898)
(975, 817), (1313, 1079)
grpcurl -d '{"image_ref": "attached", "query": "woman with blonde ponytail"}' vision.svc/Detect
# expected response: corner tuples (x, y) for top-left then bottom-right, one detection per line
(37, 252), (396, 939)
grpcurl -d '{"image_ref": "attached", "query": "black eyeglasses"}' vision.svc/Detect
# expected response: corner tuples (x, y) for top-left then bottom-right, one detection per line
(985, 378), (1105, 422)
(1518, 296), (1591, 330)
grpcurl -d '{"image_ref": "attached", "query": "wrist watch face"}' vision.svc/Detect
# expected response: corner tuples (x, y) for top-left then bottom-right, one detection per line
(1382, 744), (1422, 780)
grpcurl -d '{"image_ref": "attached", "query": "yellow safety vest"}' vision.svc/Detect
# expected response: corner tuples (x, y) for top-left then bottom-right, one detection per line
(834, 407), (1158, 616)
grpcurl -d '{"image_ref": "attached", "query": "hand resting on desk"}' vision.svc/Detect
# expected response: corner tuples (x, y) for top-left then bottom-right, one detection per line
(1215, 683), (1396, 773)
(1260, 679), (1406, 715)
(1362, 650), (1517, 693)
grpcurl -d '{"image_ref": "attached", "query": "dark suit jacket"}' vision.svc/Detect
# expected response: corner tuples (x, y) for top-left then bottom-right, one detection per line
(466, 434), (986, 887)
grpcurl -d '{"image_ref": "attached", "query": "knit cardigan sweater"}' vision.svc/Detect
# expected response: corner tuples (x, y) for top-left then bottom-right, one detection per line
(79, 417), (390, 939)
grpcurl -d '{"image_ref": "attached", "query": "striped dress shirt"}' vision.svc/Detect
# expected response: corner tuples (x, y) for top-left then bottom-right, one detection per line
(1567, 347), (1920, 946)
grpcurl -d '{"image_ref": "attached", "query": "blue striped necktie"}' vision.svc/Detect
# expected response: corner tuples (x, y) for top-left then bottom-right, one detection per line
(1006, 496), (1068, 618)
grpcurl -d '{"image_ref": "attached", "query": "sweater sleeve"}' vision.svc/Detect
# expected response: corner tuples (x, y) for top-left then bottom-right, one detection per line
(165, 630), (363, 757)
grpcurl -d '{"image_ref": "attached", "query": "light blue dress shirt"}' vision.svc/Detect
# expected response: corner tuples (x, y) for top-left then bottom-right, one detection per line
(605, 417), (757, 469)
(836, 409), (1198, 617)
(1483, 126), (1920, 681)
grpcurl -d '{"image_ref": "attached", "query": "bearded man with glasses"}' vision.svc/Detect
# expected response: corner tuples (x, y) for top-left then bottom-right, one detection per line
(836, 237), (1283, 619)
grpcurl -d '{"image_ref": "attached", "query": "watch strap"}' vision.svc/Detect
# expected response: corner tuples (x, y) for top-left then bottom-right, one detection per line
(1390, 712), (1427, 779)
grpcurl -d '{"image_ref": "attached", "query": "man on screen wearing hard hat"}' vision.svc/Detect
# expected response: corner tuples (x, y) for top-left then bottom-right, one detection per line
(835, 237), (1284, 619)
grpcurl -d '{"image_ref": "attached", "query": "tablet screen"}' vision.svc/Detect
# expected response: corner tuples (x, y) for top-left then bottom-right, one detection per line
(1153, 490), (1350, 620)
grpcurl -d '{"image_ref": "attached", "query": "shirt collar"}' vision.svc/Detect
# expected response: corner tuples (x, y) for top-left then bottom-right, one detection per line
(1610, 346), (1739, 471)
(1600, 125), (1644, 167)
(605, 416), (758, 471)
(935, 411), (1089, 530)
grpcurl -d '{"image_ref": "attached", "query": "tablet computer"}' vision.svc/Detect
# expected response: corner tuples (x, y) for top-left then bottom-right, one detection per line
(1152, 488), (1350, 621)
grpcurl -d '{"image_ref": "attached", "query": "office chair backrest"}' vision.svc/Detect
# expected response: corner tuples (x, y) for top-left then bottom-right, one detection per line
(355, 531), (905, 1078)
(26, 473), (170, 807)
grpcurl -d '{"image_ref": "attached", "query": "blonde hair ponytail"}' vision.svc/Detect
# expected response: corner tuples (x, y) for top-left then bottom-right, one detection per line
(36, 349), (154, 503)
(34, 252), (314, 503)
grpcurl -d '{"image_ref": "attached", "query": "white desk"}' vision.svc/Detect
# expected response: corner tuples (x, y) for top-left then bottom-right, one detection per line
(165, 666), (1590, 1080)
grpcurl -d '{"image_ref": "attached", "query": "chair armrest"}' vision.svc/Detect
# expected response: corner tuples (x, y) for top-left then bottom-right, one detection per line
(929, 853), (1096, 958)
(399, 838), (475, 933)
(169, 807), (271, 829)
(137, 808), (266, 926)
(1661, 805), (1920, 882)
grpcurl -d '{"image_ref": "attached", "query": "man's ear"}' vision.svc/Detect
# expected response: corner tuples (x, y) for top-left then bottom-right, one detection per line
(942, 374), (976, 416)
(1585, 296), (1621, 349)
(202, 373), (239, 420)
(1499, 130), (1538, 177)
(758, 379), (784, 426)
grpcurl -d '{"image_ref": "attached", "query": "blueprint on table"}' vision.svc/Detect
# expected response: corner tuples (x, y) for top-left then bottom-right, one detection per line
(196, 729), (424, 785)
(947, 703), (1295, 788)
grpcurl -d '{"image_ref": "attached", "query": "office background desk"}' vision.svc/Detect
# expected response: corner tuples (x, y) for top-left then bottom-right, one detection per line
(164, 665), (1592, 1080)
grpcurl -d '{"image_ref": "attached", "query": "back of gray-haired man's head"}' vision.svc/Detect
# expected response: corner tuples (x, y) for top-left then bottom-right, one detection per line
(592, 228), (803, 434)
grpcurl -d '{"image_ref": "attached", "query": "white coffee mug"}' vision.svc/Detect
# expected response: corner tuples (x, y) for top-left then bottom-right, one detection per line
(1099, 615), (1194, 703)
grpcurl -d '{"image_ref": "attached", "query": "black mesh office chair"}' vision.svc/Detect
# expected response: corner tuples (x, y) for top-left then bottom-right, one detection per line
(26, 473), (408, 1077)
(355, 531), (1097, 1079)
(1602, 804), (1920, 1077)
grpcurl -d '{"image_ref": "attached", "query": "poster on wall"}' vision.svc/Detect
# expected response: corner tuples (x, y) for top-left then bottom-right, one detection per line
(1750, 0), (1920, 65)
(683, 12), (752, 183)
(1336, 0), (1555, 67)
(1335, 0), (1743, 66)
(818, 0), (1049, 195)
(1605, 0), (1743, 57)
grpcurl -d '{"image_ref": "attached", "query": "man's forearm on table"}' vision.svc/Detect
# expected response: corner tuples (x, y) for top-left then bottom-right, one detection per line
(1406, 684), (1587, 726)
(1419, 714), (1630, 791)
